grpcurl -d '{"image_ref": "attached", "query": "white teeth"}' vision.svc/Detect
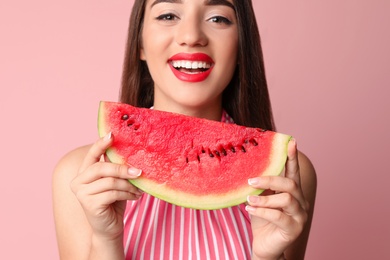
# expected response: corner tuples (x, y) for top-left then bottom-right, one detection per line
(172, 60), (212, 69)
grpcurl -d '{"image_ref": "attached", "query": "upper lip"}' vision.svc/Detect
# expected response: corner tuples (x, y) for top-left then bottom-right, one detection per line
(169, 53), (214, 69)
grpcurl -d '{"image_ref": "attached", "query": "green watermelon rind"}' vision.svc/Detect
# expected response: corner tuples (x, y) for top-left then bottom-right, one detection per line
(128, 134), (289, 210)
(98, 101), (291, 210)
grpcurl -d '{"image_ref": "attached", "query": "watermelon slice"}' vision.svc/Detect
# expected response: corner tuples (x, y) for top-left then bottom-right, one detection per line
(98, 101), (291, 210)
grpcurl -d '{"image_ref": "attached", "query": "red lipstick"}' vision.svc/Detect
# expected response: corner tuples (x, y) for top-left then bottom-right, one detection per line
(168, 53), (214, 82)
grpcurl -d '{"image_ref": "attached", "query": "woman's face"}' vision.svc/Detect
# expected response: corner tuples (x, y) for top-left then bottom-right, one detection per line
(140, 0), (238, 118)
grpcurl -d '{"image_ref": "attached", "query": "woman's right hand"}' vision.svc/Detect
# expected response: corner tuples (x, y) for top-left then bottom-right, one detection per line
(70, 132), (143, 241)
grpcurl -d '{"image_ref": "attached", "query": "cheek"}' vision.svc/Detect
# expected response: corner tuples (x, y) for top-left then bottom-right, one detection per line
(222, 41), (239, 71)
(228, 34), (239, 63)
(141, 27), (172, 58)
(214, 30), (239, 64)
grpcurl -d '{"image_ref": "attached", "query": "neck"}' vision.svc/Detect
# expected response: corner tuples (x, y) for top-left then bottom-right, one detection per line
(153, 102), (223, 121)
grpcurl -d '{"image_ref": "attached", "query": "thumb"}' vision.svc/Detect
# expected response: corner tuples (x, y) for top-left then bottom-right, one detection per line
(285, 138), (300, 186)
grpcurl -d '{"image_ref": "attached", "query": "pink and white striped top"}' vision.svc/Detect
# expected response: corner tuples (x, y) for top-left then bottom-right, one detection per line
(123, 111), (253, 259)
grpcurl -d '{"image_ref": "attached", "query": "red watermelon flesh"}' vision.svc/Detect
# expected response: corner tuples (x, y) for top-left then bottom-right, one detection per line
(98, 101), (291, 210)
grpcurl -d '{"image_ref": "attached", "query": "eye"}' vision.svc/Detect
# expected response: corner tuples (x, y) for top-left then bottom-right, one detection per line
(155, 13), (178, 21)
(208, 16), (232, 25)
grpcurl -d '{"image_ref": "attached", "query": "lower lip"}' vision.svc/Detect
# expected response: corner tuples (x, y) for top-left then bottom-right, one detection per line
(169, 64), (213, 82)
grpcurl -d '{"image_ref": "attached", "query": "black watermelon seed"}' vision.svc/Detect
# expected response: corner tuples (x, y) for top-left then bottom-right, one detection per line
(241, 146), (246, 153)
(231, 147), (236, 153)
(121, 114), (129, 120)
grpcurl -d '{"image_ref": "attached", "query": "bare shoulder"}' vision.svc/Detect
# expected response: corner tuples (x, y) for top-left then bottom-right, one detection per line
(53, 144), (93, 200)
(297, 150), (317, 198)
(52, 144), (93, 259)
(54, 144), (92, 178)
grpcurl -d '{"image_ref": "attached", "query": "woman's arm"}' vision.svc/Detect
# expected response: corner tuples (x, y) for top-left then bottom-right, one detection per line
(53, 145), (96, 259)
(284, 151), (317, 259)
(248, 139), (317, 260)
(52, 134), (142, 259)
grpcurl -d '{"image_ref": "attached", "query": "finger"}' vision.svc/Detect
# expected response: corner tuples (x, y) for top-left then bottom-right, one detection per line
(77, 161), (142, 184)
(248, 176), (307, 209)
(79, 132), (113, 174)
(285, 138), (301, 186)
(87, 190), (142, 207)
(249, 176), (298, 196)
(247, 193), (304, 217)
(245, 205), (294, 231)
(82, 177), (142, 197)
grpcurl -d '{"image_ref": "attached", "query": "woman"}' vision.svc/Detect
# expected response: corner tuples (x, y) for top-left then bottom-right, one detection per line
(53, 0), (317, 259)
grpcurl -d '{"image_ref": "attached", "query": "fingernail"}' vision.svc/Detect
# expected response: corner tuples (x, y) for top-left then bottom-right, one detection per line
(290, 137), (297, 146)
(135, 189), (144, 197)
(104, 132), (112, 141)
(128, 167), (142, 177)
(245, 205), (255, 213)
(247, 195), (260, 204)
(248, 177), (260, 186)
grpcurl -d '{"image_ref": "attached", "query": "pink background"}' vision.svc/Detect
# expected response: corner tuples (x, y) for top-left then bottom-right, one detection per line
(1, 0), (389, 259)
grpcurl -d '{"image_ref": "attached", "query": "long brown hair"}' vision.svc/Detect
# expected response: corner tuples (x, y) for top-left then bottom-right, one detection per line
(120, 0), (275, 131)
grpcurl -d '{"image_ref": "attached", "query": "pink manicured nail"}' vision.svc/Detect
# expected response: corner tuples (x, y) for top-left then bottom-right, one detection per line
(248, 177), (260, 186)
(135, 189), (144, 197)
(247, 195), (260, 204)
(245, 205), (255, 213)
(128, 167), (142, 177)
(290, 137), (297, 147)
(104, 132), (112, 141)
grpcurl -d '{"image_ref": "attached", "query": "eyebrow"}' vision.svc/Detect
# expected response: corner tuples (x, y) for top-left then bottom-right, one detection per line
(151, 0), (235, 10)
(206, 0), (235, 10)
(151, 0), (181, 8)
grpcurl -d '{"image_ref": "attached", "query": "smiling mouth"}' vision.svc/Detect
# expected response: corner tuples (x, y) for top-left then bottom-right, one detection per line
(168, 53), (214, 82)
(171, 60), (213, 74)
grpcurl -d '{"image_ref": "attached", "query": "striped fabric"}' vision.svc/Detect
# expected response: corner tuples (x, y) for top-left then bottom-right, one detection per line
(123, 111), (253, 259)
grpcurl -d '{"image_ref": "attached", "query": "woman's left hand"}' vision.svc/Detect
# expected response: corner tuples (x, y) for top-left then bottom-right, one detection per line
(246, 139), (309, 260)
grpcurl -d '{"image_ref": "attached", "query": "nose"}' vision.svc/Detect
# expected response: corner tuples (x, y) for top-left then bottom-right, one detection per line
(175, 15), (208, 47)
